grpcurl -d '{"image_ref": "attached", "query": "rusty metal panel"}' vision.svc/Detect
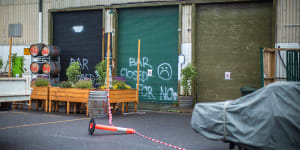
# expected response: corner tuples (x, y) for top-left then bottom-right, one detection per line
(277, 0), (300, 43)
(182, 4), (192, 43)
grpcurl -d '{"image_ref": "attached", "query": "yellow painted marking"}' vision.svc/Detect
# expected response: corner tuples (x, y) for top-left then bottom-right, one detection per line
(12, 112), (27, 114)
(0, 118), (90, 130)
(0, 111), (28, 114)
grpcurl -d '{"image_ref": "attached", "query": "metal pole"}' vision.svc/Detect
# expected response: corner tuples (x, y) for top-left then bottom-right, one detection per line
(39, 0), (43, 43)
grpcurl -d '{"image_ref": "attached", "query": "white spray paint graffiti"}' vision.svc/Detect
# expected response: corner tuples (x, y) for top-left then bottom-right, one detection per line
(157, 63), (172, 81)
(120, 57), (153, 82)
(70, 57), (89, 70)
(120, 56), (177, 101)
(138, 84), (156, 100)
(160, 86), (177, 101)
(120, 69), (149, 82)
(129, 57), (153, 68)
(69, 57), (100, 86)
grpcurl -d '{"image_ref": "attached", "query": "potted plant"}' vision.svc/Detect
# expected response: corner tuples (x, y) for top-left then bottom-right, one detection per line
(178, 64), (196, 108)
(30, 78), (49, 112)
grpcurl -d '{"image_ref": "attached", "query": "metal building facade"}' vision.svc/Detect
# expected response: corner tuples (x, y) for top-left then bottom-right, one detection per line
(276, 0), (300, 48)
(1, 0), (299, 102)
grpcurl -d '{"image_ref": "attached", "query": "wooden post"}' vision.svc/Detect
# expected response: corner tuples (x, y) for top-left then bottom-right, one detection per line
(67, 101), (70, 115)
(19, 102), (23, 109)
(126, 102), (129, 113)
(29, 98), (32, 110)
(106, 33), (111, 116)
(73, 103), (77, 114)
(106, 33), (110, 90)
(49, 100), (52, 112)
(8, 37), (12, 77)
(86, 103), (89, 116)
(36, 100), (39, 111)
(45, 99), (48, 112)
(42, 101), (45, 110)
(55, 101), (58, 112)
(121, 102), (124, 115)
(135, 40), (141, 112)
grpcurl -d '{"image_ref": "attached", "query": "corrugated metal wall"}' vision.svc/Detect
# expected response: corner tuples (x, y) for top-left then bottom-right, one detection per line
(0, 0), (38, 45)
(105, 9), (114, 33)
(276, 0), (300, 43)
(1, 0), (299, 45)
(0, 0), (177, 45)
(182, 4), (192, 43)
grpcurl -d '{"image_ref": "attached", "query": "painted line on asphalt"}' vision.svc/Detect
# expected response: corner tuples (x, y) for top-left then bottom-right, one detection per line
(0, 111), (28, 114)
(0, 117), (90, 130)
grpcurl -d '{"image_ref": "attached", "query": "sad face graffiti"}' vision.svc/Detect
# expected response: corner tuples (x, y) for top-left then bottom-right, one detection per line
(157, 63), (172, 81)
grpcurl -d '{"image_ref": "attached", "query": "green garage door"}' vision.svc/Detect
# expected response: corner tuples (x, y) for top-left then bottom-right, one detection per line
(117, 6), (178, 103)
(195, 1), (272, 102)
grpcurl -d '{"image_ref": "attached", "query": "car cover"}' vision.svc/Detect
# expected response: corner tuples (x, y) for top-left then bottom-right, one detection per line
(191, 82), (300, 150)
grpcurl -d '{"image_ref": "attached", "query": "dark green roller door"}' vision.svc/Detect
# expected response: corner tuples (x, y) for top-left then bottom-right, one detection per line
(195, 1), (272, 102)
(117, 6), (178, 103)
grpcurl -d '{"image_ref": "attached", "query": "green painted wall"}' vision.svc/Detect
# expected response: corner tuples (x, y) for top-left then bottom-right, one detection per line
(117, 6), (178, 103)
(195, 1), (273, 102)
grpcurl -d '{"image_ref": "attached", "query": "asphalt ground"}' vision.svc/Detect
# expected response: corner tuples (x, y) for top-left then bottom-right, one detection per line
(0, 110), (229, 150)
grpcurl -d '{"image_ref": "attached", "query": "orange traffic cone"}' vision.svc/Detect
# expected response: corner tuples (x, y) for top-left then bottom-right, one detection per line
(88, 118), (136, 135)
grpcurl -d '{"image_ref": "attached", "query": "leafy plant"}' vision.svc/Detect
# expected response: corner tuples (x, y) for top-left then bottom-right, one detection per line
(34, 78), (49, 86)
(11, 53), (24, 77)
(75, 80), (92, 89)
(181, 64), (196, 96)
(112, 76), (131, 89)
(95, 60), (107, 87)
(66, 62), (81, 84)
(59, 81), (73, 88)
(0, 57), (3, 71)
(99, 77), (131, 90)
(100, 85), (113, 89)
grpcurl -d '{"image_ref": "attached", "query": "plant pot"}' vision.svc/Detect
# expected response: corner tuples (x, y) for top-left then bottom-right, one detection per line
(178, 96), (193, 108)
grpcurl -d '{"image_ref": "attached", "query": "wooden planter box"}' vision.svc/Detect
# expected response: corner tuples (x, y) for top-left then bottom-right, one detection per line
(49, 87), (92, 116)
(49, 87), (138, 116)
(108, 89), (138, 114)
(30, 86), (49, 112)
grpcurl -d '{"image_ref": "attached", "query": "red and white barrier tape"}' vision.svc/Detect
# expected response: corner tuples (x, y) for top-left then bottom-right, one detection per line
(106, 90), (113, 126)
(136, 131), (186, 150)
(105, 89), (185, 150)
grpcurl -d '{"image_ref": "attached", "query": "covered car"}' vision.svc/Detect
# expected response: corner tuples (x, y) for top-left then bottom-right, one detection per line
(191, 82), (300, 150)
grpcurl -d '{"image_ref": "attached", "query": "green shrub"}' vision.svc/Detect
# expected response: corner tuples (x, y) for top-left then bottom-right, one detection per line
(34, 78), (49, 86)
(74, 80), (92, 89)
(0, 57), (3, 71)
(181, 64), (196, 96)
(95, 60), (107, 87)
(59, 81), (73, 88)
(12, 54), (24, 77)
(66, 62), (81, 84)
